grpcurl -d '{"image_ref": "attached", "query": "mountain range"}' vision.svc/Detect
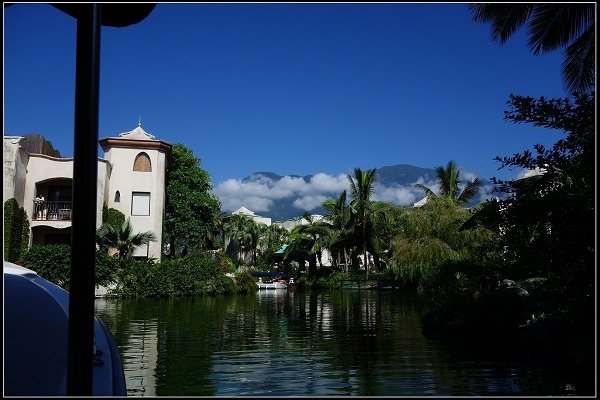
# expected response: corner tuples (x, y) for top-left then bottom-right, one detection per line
(238, 164), (442, 221)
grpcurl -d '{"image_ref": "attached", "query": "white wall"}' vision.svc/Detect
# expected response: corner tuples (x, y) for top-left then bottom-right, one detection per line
(104, 146), (167, 259)
(3, 137), (28, 207)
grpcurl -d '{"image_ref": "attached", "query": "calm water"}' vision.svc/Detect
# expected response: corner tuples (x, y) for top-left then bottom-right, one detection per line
(95, 289), (587, 396)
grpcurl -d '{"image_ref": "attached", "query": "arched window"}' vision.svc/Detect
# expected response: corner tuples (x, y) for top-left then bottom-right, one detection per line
(114, 190), (121, 202)
(133, 152), (152, 172)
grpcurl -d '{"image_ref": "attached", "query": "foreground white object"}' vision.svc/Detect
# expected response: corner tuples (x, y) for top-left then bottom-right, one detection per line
(3, 260), (126, 396)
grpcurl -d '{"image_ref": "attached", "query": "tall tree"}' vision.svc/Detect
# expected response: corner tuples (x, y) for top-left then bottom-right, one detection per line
(347, 168), (378, 278)
(414, 160), (482, 207)
(469, 3), (595, 95)
(322, 190), (351, 271)
(287, 213), (331, 276)
(246, 220), (269, 266)
(224, 213), (253, 264)
(488, 92), (594, 296)
(163, 144), (222, 258)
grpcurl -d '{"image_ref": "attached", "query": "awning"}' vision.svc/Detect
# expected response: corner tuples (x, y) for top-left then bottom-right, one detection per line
(274, 244), (289, 254)
(251, 272), (289, 279)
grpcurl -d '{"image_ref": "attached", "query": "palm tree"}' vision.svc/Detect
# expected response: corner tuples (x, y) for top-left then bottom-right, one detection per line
(469, 3), (595, 95)
(224, 213), (252, 265)
(414, 160), (482, 207)
(246, 220), (269, 266)
(322, 190), (351, 272)
(347, 168), (378, 278)
(287, 213), (331, 276)
(96, 218), (156, 260)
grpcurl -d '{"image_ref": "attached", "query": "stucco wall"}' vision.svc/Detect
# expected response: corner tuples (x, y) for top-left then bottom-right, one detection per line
(3, 136), (28, 207)
(103, 146), (167, 259)
(24, 155), (74, 220)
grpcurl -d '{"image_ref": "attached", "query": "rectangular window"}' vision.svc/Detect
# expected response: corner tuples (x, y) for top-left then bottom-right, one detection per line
(131, 192), (150, 216)
(132, 243), (149, 258)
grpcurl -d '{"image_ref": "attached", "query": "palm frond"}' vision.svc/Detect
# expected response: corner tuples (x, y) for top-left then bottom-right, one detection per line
(414, 183), (436, 198)
(469, 3), (535, 44)
(563, 26), (595, 94)
(456, 177), (483, 206)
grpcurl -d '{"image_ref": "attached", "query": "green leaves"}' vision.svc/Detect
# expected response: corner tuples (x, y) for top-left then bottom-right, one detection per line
(96, 218), (156, 260)
(164, 144), (222, 257)
(414, 160), (482, 207)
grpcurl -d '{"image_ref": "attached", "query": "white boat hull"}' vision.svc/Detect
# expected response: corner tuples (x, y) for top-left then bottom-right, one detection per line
(257, 282), (287, 290)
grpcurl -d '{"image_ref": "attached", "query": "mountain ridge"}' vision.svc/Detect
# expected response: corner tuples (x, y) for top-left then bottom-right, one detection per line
(237, 164), (440, 221)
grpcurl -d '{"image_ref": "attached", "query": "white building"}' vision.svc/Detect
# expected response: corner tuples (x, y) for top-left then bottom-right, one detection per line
(3, 123), (171, 259)
(228, 206), (333, 267)
(231, 205), (272, 226)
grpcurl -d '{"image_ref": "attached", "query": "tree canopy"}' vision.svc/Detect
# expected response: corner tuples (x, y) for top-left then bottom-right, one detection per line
(163, 143), (222, 258)
(470, 3), (595, 95)
(414, 160), (483, 207)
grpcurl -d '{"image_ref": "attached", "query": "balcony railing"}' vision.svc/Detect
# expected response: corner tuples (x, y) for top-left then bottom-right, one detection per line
(32, 200), (72, 221)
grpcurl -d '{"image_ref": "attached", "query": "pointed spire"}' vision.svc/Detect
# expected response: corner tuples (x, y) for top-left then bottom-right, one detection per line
(138, 115), (142, 127)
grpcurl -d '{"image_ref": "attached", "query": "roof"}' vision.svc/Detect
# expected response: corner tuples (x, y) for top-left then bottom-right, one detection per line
(274, 244), (289, 254)
(232, 205), (256, 216)
(118, 123), (156, 140)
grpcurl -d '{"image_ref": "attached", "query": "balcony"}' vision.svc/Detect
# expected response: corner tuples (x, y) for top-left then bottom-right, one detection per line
(32, 201), (72, 221)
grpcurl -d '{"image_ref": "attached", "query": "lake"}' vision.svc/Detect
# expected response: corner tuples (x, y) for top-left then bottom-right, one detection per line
(95, 289), (588, 396)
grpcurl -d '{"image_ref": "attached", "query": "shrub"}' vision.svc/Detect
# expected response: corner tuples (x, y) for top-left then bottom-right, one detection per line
(23, 244), (71, 289)
(235, 271), (258, 294)
(114, 254), (240, 297)
(23, 245), (122, 290)
(4, 198), (30, 263)
(102, 204), (126, 229)
(95, 250), (121, 286)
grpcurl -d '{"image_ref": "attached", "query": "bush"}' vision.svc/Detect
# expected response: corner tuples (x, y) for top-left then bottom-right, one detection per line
(114, 254), (240, 297)
(23, 245), (122, 291)
(95, 251), (121, 286)
(235, 271), (258, 294)
(102, 204), (126, 229)
(23, 244), (71, 289)
(4, 198), (30, 263)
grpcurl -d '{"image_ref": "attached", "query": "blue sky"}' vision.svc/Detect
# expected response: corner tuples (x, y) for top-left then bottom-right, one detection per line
(4, 3), (569, 214)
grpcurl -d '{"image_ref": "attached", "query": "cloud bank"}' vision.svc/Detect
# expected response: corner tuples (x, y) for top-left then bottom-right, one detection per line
(212, 171), (495, 216)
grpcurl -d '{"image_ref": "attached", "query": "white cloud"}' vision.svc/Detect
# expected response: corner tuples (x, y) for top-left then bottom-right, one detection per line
(516, 167), (546, 180)
(213, 169), (491, 217)
(373, 184), (421, 206)
(213, 172), (351, 214)
(308, 173), (349, 193)
(293, 195), (329, 211)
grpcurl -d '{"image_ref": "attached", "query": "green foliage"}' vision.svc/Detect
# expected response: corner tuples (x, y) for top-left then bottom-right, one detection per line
(235, 271), (258, 294)
(414, 160), (483, 207)
(22, 245), (121, 290)
(4, 198), (30, 263)
(214, 251), (236, 273)
(23, 244), (71, 289)
(102, 204), (126, 229)
(164, 143), (222, 258)
(490, 92), (595, 300)
(95, 250), (121, 286)
(388, 196), (494, 299)
(114, 254), (240, 297)
(96, 218), (156, 260)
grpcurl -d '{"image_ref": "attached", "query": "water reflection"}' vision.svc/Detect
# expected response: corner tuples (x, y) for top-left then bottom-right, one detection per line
(95, 291), (586, 396)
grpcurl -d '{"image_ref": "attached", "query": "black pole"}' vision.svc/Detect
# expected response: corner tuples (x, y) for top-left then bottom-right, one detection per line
(67, 4), (101, 396)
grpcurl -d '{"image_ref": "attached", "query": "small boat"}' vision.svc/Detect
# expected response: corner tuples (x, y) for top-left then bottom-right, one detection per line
(3, 261), (126, 396)
(257, 277), (288, 290)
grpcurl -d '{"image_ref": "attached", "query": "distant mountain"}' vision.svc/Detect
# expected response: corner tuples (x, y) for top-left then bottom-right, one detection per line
(238, 164), (440, 221)
(375, 164), (437, 187)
